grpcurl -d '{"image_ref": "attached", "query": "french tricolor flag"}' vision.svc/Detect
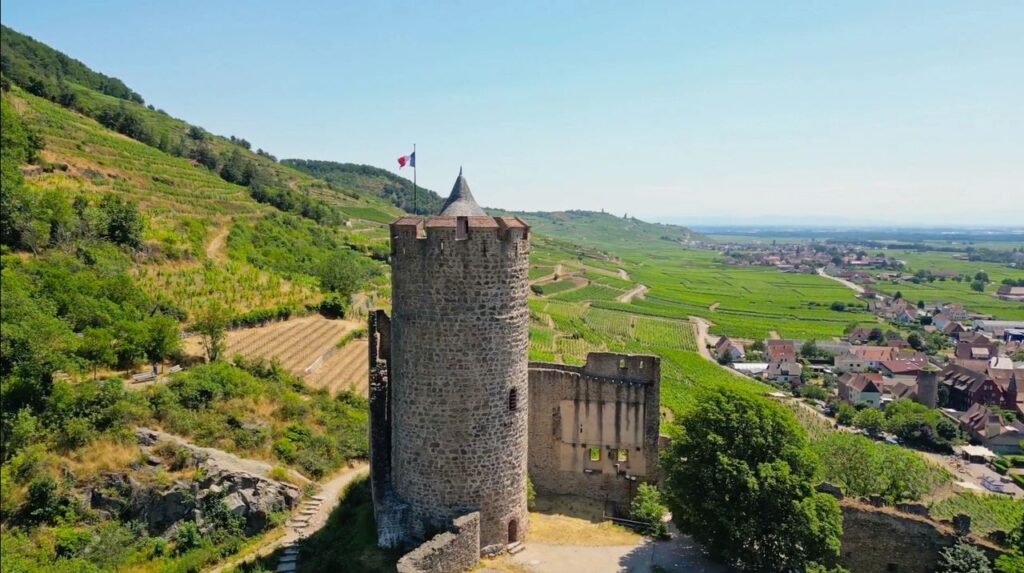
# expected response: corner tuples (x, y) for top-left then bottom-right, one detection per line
(397, 151), (416, 169)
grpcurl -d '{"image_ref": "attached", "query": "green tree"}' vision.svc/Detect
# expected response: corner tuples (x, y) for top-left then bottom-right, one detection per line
(142, 315), (181, 368)
(938, 542), (991, 573)
(661, 388), (842, 571)
(974, 271), (990, 283)
(970, 280), (986, 293)
(99, 194), (144, 248)
(907, 333), (924, 351)
(76, 327), (116, 379)
(853, 408), (886, 438)
(835, 402), (856, 426)
(193, 303), (228, 362)
(630, 483), (668, 538)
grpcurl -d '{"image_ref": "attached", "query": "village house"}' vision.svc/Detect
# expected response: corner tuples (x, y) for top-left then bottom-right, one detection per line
(955, 404), (1024, 454)
(847, 326), (873, 345)
(940, 303), (969, 321)
(932, 313), (952, 331)
(833, 345), (923, 373)
(765, 360), (802, 385)
(954, 339), (998, 361)
(765, 339), (797, 363)
(939, 364), (1009, 412)
(838, 373), (883, 408)
(879, 359), (927, 381)
(997, 285), (1024, 302)
(714, 337), (745, 362)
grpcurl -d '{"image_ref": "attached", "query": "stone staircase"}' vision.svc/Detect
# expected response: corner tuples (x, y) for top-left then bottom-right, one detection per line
(507, 541), (525, 555)
(274, 495), (325, 572)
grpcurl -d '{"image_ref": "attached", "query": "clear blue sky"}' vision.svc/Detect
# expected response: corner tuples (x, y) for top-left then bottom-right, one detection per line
(4, 1), (1023, 226)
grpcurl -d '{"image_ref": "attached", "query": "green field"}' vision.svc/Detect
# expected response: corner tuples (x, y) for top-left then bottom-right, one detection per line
(873, 250), (1024, 320)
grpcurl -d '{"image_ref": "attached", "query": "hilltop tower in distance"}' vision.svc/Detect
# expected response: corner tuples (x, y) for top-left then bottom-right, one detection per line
(369, 171), (531, 551)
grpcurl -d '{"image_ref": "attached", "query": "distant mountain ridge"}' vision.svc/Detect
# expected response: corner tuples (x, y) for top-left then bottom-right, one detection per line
(490, 208), (706, 248)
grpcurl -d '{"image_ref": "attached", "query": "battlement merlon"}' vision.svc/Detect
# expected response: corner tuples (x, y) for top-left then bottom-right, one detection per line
(390, 215), (530, 243)
(529, 352), (660, 385)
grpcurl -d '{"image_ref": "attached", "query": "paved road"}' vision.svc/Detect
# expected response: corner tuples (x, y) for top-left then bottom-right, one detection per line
(511, 531), (731, 573)
(817, 267), (865, 294)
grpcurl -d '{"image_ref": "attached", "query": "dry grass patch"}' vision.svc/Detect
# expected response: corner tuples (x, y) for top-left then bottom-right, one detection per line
(527, 512), (639, 546)
(63, 438), (140, 480)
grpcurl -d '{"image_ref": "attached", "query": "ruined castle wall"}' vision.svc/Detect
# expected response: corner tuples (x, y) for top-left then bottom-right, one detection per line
(396, 512), (481, 573)
(838, 501), (1002, 573)
(528, 353), (660, 511)
(389, 219), (530, 547)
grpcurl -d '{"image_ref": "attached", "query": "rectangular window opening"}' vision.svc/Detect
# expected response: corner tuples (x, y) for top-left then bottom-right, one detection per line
(616, 448), (628, 462)
(456, 216), (469, 240)
(589, 447), (601, 462)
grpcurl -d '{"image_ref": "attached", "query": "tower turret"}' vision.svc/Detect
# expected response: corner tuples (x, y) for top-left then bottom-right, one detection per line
(372, 171), (530, 549)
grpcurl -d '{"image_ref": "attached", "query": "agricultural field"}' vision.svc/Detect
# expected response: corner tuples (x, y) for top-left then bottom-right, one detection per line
(873, 250), (1024, 320)
(134, 258), (321, 319)
(929, 492), (1024, 535)
(184, 316), (371, 395)
(305, 338), (371, 396)
(529, 229), (880, 342)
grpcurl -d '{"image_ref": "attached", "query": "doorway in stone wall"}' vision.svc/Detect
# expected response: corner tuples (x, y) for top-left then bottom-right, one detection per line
(508, 518), (518, 543)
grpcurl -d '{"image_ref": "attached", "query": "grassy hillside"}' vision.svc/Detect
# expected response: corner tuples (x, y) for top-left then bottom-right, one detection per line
(283, 159), (444, 217)
(496, 209), (705, 250)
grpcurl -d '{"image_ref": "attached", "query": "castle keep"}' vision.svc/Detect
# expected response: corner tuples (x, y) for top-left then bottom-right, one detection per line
(369, 172), (661, 571)
(370, 172), (531, 550)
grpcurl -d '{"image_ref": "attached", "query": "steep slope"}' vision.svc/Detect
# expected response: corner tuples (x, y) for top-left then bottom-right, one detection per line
(282, 158), (445, 217)
(0, 26), (403, 225)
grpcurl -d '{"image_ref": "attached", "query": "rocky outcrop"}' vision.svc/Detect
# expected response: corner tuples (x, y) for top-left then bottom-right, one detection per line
(85, 428), (302, 537)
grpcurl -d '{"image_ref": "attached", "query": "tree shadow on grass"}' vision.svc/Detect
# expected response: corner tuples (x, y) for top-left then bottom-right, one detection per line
(298, 476), (402, 573)
(231, 476), (401, 573)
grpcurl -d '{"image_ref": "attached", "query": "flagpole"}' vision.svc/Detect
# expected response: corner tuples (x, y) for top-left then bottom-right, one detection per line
(413, 143), (417, 214)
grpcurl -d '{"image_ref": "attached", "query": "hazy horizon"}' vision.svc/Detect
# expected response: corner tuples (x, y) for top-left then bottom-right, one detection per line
(4, 1), (1023, 225)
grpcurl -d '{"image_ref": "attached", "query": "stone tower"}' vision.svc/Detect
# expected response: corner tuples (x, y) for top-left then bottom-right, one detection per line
(369, 171), (530, 550)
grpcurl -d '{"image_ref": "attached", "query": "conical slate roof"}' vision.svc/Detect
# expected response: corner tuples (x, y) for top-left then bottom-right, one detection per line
(438, 169), (487, 216)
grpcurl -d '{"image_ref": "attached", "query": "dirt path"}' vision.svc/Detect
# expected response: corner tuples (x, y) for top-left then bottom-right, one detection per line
(768, 330), (781, 340)
(530, 264), (565, 286)
(212, 463), (368, 573)
(617, 268), (630, 281)
(817, 267), (865, 294)
(708, 302), (720, 311)
(135, 427), (310, 485)
(616, 284), (648, 303)
(690, 316), (714, 360)
(206, 224), (230, 262)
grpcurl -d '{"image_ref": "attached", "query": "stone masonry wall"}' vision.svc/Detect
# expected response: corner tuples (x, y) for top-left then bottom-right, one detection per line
(838, 501), (1002, 573)
(396, 512), (481, 573)
(389, 219), (530, 547)
(528, 353), (660, 512)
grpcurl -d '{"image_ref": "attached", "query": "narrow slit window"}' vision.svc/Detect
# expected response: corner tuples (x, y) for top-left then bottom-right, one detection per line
(589, 447), (601, 462)
(508, 388), (518, 411)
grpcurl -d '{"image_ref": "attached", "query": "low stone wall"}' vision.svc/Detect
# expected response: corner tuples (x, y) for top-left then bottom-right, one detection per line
(396, 512), (481, 573)
(839, 500), (1002, 573)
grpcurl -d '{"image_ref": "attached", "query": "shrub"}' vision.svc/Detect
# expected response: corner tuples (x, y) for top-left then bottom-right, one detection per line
(937, 542), (992, 573)
(630, 483), (669, 539)
(174, 521), (204, 554)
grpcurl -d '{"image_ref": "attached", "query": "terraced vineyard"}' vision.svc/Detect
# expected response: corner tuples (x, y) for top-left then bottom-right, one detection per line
(134, 259), (320, 319)
(221, 315), (358, 374)
(305, 338), (371, 396)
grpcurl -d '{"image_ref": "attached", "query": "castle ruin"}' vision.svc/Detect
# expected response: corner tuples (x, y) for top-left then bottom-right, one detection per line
(369, 172), (661, 570)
